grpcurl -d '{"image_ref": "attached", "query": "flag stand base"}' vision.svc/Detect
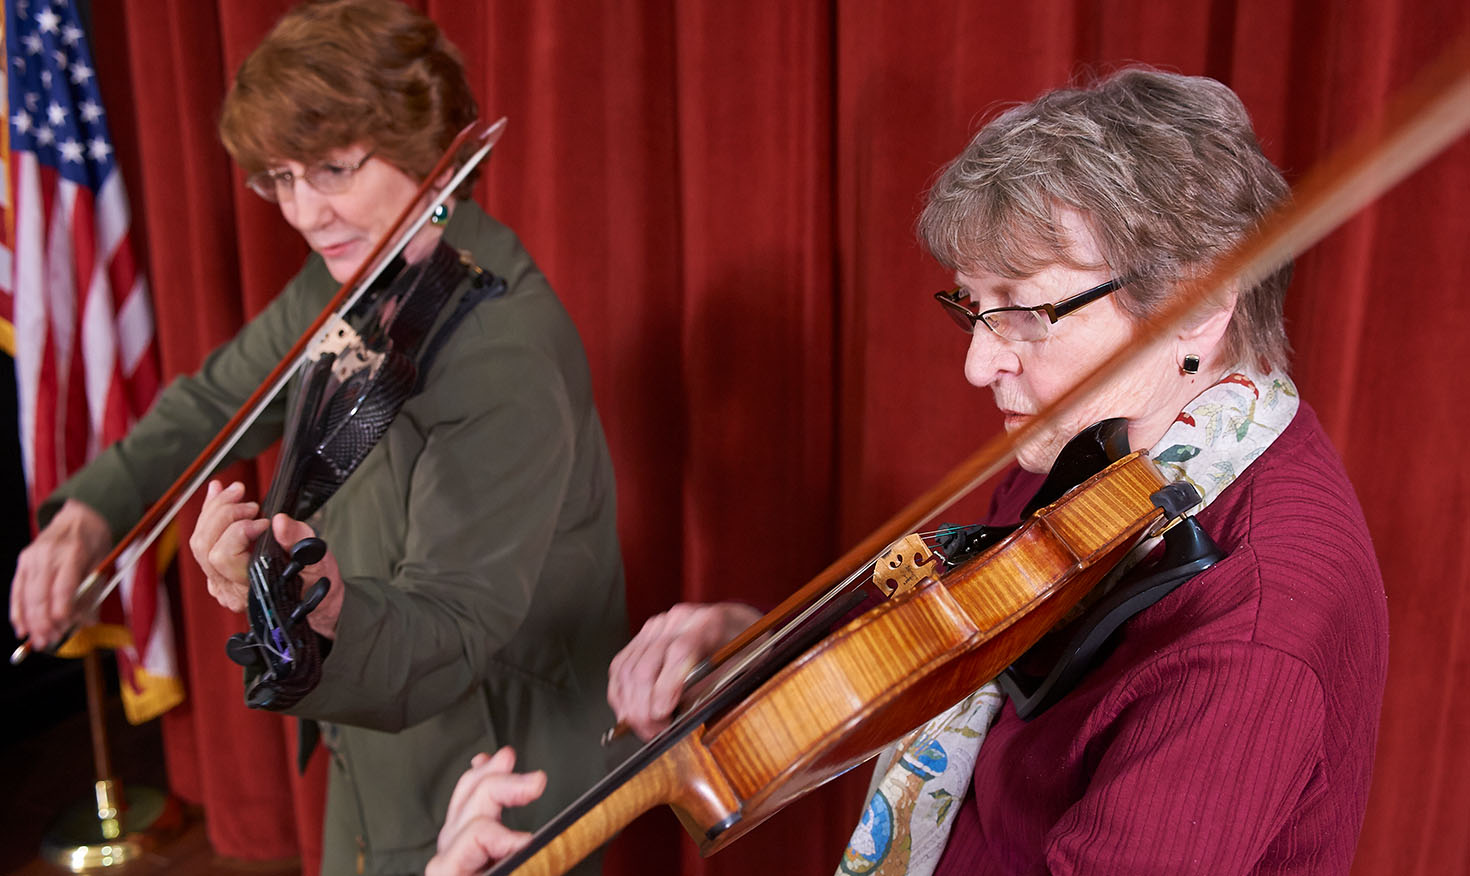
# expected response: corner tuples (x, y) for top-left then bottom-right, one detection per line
(38, 651), (184, 871)
(40, 779), (183, 871)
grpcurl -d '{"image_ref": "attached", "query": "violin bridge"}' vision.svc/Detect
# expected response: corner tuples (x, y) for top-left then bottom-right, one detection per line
(308, 313), (384, 382)
(872, 533), (941, 597)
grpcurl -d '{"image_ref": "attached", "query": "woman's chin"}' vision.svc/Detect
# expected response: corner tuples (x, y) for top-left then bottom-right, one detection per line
(1012, 432), (1064, 474)
(322, 254), (364, 284)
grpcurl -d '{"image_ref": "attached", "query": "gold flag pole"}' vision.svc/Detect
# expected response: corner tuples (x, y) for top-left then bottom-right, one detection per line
(38, 651), (182, 872)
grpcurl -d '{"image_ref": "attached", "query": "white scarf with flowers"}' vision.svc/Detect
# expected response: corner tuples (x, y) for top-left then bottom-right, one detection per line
(836, 367), (1298, 876)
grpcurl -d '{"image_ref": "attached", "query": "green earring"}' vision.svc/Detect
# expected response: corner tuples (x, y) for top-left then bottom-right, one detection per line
(430, 203), (450, 226)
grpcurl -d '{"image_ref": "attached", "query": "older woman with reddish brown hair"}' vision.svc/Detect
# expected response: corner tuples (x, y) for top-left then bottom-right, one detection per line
(8, 2), (625, 873)
(430, 68), (1388, 876)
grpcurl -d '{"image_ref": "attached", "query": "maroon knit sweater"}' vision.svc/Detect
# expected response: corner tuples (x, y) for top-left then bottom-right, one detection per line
(933, 402), (1388, 875)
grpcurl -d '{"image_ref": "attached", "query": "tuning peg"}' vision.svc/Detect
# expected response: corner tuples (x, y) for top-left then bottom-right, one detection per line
(290, 537), (327, 566)
(288, 577), (332, 628)
(226, 632), (264, 669)
(279, 536), (328, 583)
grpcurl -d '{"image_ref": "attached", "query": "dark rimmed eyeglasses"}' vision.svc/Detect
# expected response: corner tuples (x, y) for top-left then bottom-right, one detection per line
(933, 277), (1127, 342)
(246, 151), (376, 203)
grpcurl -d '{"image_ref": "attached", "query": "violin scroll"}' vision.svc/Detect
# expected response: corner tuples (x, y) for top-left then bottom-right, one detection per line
(225, 534), (332, 711)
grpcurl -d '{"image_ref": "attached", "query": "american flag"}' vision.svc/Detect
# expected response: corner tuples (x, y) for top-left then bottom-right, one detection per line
(3, 0), (180, 722)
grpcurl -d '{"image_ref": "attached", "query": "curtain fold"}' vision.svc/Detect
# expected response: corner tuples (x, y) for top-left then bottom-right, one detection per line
(81, 2), (1470, 874)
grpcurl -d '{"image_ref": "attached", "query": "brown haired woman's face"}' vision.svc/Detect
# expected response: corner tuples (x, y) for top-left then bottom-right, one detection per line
(273, 146), (439, 283)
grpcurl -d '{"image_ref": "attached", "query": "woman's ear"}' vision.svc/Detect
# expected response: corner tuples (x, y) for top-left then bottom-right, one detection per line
(1178, 285), (1238, 363)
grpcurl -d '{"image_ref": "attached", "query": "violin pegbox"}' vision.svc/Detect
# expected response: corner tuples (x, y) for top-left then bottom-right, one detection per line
(873, 533), (942, 597)
(228, 534), (333, 710)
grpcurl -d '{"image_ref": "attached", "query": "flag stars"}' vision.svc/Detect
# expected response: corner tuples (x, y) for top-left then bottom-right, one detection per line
(13, 2), (121, 183)
(37, 7), (62, 33)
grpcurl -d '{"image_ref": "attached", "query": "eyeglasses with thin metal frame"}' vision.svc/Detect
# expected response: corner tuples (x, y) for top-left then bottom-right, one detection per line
(933, 277), (1127, 342)
(245, 151), (377, 203)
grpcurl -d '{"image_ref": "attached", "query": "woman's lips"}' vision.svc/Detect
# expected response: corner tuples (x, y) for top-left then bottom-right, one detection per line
(1000, 410), (1031, 429)
(316, 239), (357, 259)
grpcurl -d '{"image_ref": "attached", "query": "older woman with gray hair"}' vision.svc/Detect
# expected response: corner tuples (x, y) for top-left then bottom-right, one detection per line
(431, 67), (1388, 876)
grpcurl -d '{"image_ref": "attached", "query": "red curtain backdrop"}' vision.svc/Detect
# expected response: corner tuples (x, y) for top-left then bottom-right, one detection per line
(79, 1), (1470, 874)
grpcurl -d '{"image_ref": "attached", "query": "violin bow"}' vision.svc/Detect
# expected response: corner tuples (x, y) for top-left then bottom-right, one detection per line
(11, 117), (510, 664)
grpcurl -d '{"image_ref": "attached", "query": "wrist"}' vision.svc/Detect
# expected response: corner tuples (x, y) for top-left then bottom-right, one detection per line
(54, 499), (112, 558)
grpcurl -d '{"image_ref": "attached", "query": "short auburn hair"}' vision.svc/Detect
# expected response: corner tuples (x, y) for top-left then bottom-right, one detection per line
(219, 0), (479, 193)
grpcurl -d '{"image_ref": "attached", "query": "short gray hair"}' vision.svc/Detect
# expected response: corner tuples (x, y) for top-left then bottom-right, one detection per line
(919, 67), (1292, 371)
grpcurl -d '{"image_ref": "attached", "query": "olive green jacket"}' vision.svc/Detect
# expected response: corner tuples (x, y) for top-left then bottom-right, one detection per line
(48, 204), (627, 874)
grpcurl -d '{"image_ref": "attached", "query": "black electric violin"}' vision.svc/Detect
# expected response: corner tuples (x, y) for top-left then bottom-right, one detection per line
(225, 243), (504, 709)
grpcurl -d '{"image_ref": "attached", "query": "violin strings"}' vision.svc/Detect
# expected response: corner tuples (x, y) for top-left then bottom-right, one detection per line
(675, 526), (964, 718)
(248, 555), (293, 662)
(663, 528), (972, 757)
(699, 524), (979, 696)
(674, 560), (875, 718)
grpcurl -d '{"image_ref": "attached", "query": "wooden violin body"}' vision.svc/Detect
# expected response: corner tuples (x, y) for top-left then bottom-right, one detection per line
(488, 446), (1173, 875)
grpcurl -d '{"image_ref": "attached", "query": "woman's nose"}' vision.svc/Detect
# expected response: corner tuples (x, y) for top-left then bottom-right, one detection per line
(282, 181), (333, 230)
(963, 327), (1019, 388)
